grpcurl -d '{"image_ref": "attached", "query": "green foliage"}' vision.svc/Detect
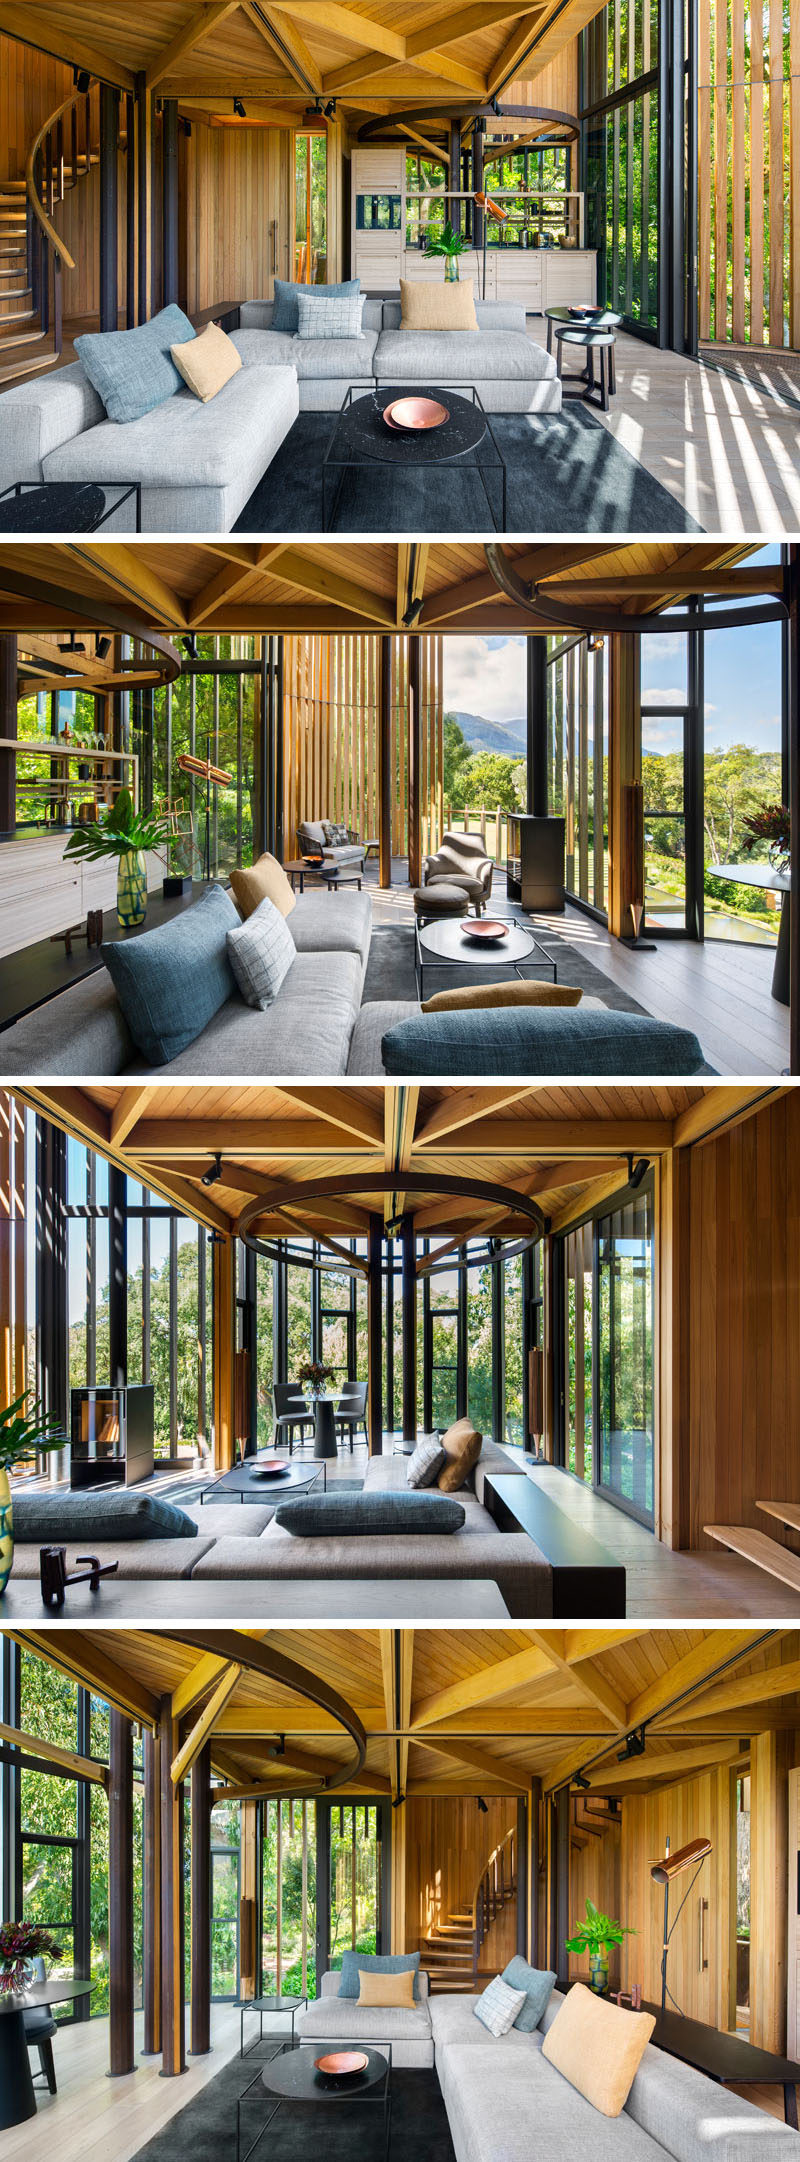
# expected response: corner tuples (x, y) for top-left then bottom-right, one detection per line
(565, 1897), (636, 1958)
(423, 218), (467, 261)
(0, 1391), (67, 1471)
(441, 716), (525, 815)
(63, 787), (173, 864)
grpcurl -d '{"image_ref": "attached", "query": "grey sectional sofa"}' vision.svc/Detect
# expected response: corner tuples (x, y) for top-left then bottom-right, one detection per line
(0, 298), (558, 531)
(295, 1986), (800, 2162)
(298, 1970), (434, 2068)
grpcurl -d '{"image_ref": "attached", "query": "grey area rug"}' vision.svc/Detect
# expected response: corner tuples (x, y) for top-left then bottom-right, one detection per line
(129, 2050), (454, 2162)
(236, 407), (702, 533)
(362, 923), (649, 1014)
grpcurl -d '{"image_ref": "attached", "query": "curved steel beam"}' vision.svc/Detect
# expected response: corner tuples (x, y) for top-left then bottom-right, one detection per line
(0, 566), (183, 685)
(357, 102), (578, 143)
(483, 544), (790, 634)
(163, 1630), (367, 1801)
(237, 1170), (546, 1243)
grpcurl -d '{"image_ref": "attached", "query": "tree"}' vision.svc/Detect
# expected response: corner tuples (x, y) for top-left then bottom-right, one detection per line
(442, 715), (473, 803)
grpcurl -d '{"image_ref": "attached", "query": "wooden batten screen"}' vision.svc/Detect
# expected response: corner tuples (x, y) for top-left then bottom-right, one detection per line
(0, 1091), (26, 1406)
(699, 0), (800, 347)
(283, 635), (444, 862)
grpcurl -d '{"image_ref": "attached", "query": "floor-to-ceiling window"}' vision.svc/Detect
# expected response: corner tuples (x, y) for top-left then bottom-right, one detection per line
(582, 0), (660, 335)
(295, 132), (327, 284)
(547, 633), (609, 917)
(211, 1799), (241, 2001)
(555, 1176), (655, 1526)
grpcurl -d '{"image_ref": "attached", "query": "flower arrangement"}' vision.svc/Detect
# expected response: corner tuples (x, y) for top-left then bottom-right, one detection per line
(564, 1897), (635, 1993)
(739, 802), (790, 876)
(0, 1921), (63, 1994)
(297, 1360), (336, 1398)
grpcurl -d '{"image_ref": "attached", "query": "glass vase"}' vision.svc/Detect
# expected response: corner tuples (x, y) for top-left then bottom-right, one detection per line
(117, 848), (148, 928)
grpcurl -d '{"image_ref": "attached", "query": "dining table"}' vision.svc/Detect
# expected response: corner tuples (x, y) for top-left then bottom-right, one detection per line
(0, 1972), (95, 2126)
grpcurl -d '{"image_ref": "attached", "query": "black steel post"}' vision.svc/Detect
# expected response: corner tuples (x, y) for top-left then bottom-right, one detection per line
(162, 99), (179, 306)
(0, 635), (17, 839)
(527, 638), (548, 814)
(108, 1163), (128, 1387)
(401, 1215), (417, 1443)
(99, 83), (119, 333)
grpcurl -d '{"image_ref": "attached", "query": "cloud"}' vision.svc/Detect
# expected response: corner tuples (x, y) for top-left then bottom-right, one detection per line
(443, 636), (526, 723)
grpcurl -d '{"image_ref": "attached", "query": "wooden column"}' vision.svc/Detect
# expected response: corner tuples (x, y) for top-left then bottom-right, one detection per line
(607, 632), (641, 939)
(142, 1725), (161, 2055)
(407, 637), (421, 888)
(788, 545), (799, 1075)
(657, 1145), (690, 1549)
(750, 1728), (789, 2052)
(135, 74), (152, 323)
(213, 1236), (236, 1470)
(190, 1745), (212, 2057)
(0, 635), (17, 839)
(379, 635), (392, 890)
(99, 84), (119, 333)
(528, 1778), (542, 1964)
(401, 1215), (417, 1443)
(391, 1800), (407, 1953)
(515, 1795), (528, 1956)
(162, 99), (179, 307)
(367, 1211), (383, 1454)
(159, 1698), (186, 2077)
(239, 1800), (259, 2002)
(109, 1708), (135, 2076)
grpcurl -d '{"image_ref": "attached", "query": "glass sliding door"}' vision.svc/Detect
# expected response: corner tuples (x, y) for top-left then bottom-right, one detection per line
(596, 1184), (655, 1521)
(210, 1801), (240, 2000)
(327, 1803), (383, 1972)
(263, 1796), (317, 1999)
(582, 0), (660, 335)
(547, 634), (609, 917)
(563, 1221), (594, 1486)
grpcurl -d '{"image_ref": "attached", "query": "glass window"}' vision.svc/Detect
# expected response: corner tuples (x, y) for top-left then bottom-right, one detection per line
(548, 636), (609, 914)
(597, 1186), (654, 1520)
(702, 615), (784, 946)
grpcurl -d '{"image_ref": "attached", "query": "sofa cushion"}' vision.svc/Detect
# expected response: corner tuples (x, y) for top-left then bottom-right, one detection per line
(438, 1417), (483, 1493)
(374, 327), (554, 384)
(501, 1957), (557, 2032)
(272, 276), (360, 332)
(358, 1968), (416, 2009)
(274, 1492), (466, 1536)
(226, 896), (296, 1008)
(102, 883), (239, 1066)
(422, 981), (583, 1012)
(429, 1993), (542, 2052)
(128, 948), (364, 1077)
(296, 290), (365, 339)
(542, 1985), (655, 2118)
(0, 361), (106, 488)
(291, 329), (378, 381)
(43, 364), (298, 488)
(75, 305), (196, 422)
(474, 1976), (528, 2036)
(381, 299), (526, 334)
(346, 999), (415, 1075)
(407, 1434), (447, 1488)
(380, 1008), (712, 1077)
(9, 1536), (214, 1581)
(12, 1488), (198, 1542)
(0, 968), (135, 1076)
(229, 850), (296, 920)
(626, 2034), (800, 2162)
(287, 890), (371, 966)
(437, 2041), (668, 2162)
(230, 326), (297, 368)
(191, 1524), (551, 1617)
(339, 1950), (421, 2001)
(171, 321), (242, 402)
(400, 277), (478, 332)
(297, 1994), (433, 2062)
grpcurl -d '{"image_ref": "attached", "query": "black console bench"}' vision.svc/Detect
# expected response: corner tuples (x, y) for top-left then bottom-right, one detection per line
(485, 1472), (626, 1617)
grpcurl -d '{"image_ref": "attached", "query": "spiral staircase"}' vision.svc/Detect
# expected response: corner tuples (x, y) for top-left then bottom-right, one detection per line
(421, 1826), (518, 1993)
(0, 84), (124, 387)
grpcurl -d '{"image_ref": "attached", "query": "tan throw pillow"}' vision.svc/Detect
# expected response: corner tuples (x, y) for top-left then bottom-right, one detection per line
(541, 1985), (655, 2118)
(421, 981), (583, 1013)
(399, 277), (478, 332)
(230, 852), (296, 920)
(171, 321), (242, 402)
(358, 1968), (416, 2009)
(437, 1416), (482, 1493)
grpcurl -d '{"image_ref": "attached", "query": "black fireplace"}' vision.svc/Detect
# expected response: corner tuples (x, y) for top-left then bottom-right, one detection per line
(70, 1385), (154, 1487)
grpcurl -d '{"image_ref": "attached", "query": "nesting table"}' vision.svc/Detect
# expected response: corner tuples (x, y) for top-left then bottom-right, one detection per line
(239, 1994), (307, 2058)
(712, 860), (789, 1003)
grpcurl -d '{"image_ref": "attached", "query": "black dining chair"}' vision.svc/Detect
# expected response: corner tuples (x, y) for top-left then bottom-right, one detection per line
(272, 1382), (315, 1453)
(334, 1380), (368, 1452)
(23, 1957), (57, 2098)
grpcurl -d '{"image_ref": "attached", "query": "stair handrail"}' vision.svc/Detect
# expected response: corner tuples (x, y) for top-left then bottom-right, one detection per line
(25, 93), (78, 270)
(471, 1824), (516, 1975)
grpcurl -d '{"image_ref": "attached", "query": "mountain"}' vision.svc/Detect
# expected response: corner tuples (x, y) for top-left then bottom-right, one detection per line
(448, 710), (528, 757)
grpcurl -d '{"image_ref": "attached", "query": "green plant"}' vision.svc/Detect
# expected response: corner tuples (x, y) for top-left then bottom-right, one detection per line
(423, 218), (467, 265)
(564, 1897), (635, 1962)
(63, 787), (173, 863)
(0, 1390), (68, 1471)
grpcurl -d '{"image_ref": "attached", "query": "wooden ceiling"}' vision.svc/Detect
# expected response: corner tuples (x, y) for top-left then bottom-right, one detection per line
(1, 2), (604, 117)
(17, 1083), (783, 1241)
(0, 541), (771, 643)
(13, 1624), (798, 1801)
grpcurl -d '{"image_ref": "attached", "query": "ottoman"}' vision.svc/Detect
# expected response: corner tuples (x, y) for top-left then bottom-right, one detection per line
(413, 882), (475, 920)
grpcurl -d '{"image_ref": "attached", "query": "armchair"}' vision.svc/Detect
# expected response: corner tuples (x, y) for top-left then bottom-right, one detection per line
(422, 830), (494, 912)
(297, 818), (366, 870)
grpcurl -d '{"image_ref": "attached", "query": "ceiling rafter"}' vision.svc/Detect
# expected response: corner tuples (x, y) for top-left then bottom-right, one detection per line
(146, 1), (241, 90)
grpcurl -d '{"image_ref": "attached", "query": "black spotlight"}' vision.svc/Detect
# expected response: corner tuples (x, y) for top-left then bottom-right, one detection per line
(233, 97), (247, 117)
(626, 1155), (650, 1190)
(95, 635), (112, 661)
(572, 1771), (591, 1792)
(183, 633), (199, 660)
(477, 1796), (488, 1814)
(73, 67), (91, 94)
(201, 1153), (223, 1187)
(324, 98), (337, 117)
(616, 1725), (647, 1764)
(57, 632), (86, 655)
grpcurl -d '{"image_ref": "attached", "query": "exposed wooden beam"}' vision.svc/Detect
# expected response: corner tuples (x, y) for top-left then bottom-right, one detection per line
(487, 5), (546, 92)
(264, 549), (395, 627)
(656, 1652), (800, 1727)
(528, 1632), (628, 1730)
(0, 4), (135, 90)
(414, 1087), (530, 1148)
(171, 1664), (243, 1785)
(412, 1646), (553, 1729)
(587, 1739), (743, 1790)
(146, 2), (240, 90)
(14, 1631), (156, 1725)
(419, 1735), (531, 1791)
(171, 1651), (235, 1722)
(625, 1632), (770, 1726)
(240, 0), (323, 91)
(671, 1087), (782, 1149)
(0, 1719), (108, 1785)
(65, 545), (187, 629)
(110, 1087), (156, 1149)
(187, 546), (284, 629)
(275, 1088), (384, 1147)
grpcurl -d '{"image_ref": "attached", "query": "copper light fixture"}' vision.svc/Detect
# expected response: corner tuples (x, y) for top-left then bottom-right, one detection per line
(650, 1835), (713, 2013)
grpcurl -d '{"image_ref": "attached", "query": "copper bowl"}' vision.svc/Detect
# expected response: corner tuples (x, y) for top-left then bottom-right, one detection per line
(569, 303), (603, 318)
(384, 396), (449, 431)
(251, 1459), (291, 1478)
(314, 2051), (369, 2077)
(460, 918), (510, 942)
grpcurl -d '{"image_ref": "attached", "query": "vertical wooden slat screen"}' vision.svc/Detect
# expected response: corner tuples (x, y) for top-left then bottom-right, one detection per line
(701, 0), (800, 346)
(281, 635), (443, 864)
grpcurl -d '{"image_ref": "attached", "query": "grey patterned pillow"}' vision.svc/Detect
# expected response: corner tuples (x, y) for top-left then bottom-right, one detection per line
(328, 820), (349, 845)
(474, 1977), (528, 2037)
(226, 896), (295, 1009)
(407, 1434), (447, 1488)
(296, 290), (365, 339)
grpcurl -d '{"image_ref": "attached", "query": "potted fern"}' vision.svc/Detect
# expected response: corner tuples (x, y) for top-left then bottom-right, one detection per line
(565, 1897), (635, 1994)
(0, 1392), (69, 1596)
(63, 787), (173, 928)
(423, 218), (467, 282)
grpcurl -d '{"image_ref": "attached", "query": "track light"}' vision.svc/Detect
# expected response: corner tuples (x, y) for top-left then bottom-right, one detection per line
(182, 633), (198, 659)
(392, 1793), (406, 1810)
(477, 1796), (488, 1814)
(587, 632), (605, 652)
(95, 635), (111, 661)
(324, 98), (337, 117)
(626, 1155), (650, 1190)
(233, 97), (247, 118)
(201, 1153), (222, 1187)
(57, 632), (86, 655)
(617, 1725), (647, 1764)
(572, 1771), (591, 1792)
(73, 67), (91, 94)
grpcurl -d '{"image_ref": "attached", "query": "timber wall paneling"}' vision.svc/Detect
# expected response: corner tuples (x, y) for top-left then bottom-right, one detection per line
(282, 633), (444, 864)
(788, 1765), (800, 2059)
(699, 0), (800, 348)
(404, 1795), (517, 1963)
(182, 119), (292, 314)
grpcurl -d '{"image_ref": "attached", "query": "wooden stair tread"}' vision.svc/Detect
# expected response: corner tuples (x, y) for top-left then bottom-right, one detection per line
(0, 347), (58, 385)
(757, 1500), (800, 1533)
(705, 1523), (800, 1593)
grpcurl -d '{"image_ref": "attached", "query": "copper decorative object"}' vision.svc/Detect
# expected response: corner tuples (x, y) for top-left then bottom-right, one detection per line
(460, 918), (510, 941)
(314, 2051), (369, 2076)
(384, 396), (449, 431)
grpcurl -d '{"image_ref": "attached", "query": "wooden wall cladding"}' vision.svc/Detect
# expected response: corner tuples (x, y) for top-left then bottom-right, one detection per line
(0, 33), (72, 184)
(181, 122), (292, 314)
(404, 1795), (517, 1962)
(680, 1092), (800, 1550)
(618, 1767), (729, 2028)
(567, 1802), (622, 1987)
(282, 633), (444, 863)
(699, 0), (800, 347)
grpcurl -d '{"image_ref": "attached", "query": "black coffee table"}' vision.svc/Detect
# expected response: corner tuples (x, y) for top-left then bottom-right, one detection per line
(414, 910), (557, 1001)
(201, 1455), (325, 1504)
(239, 1993), (307, 2057)
(0, 480), (141, 532)
(237, 2040), (392, 2162)
(0, 1975), (95, 2127)
(322, 384), (506, 531)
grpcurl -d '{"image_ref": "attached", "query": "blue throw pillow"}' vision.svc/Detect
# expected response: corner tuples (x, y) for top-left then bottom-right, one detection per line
(75, 304), (196, 423)
(501, 1957), (556, 2031)
(338, 1951), (421, 2001)
(381, 1008), (711, 1077)
(272, 276), (360, 333)
(102, 883), (239, 1067)
(13, 1489), (198, 1542)
(274, 1492), (465, 1536)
